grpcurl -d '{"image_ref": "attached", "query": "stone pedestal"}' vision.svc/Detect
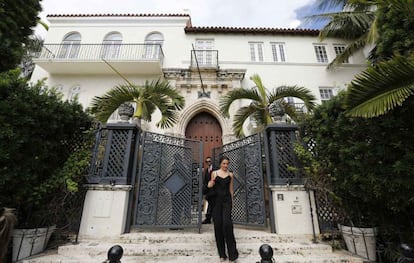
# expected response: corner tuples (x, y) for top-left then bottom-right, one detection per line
(79, 184), (132, 239)
(270, 185), (319, 235)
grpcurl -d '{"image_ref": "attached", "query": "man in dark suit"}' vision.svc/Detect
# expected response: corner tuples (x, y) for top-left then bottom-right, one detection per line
(202, 157), (214, 224)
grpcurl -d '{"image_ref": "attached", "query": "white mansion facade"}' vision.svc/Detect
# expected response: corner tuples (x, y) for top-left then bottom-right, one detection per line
(31, 13), (366, 142)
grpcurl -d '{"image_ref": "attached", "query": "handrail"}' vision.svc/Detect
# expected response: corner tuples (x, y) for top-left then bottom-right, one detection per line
(190, 49), (219, 68)
(34, 43), (164, 62)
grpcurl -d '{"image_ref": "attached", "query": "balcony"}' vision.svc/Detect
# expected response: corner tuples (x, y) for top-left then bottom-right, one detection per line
(33, 43), (164, 75)
(288, 103), (308, 114)
(190, 50), (219, 69)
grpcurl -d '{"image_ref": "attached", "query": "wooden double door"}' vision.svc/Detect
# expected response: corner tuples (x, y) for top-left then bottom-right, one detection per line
(185, 112), (222, 164)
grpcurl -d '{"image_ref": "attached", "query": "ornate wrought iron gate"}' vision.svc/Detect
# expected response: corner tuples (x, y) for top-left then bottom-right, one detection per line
(212, 133), (267, 227)
(133, 132), (203, 229)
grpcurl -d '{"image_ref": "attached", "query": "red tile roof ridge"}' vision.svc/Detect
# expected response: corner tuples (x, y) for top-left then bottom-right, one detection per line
(184, 26), (319, 35)
(46, 13), (190, 18)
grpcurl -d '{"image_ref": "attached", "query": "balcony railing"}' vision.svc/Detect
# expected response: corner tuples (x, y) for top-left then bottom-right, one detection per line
(33, 43), (165, 75)
(35, 43), (164, 62)
(288, 103), (307, 113)
(191, 50), (219, 69)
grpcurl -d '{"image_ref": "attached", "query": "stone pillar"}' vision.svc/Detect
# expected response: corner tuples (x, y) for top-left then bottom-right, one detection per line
(78, 184), (132, 239)
(270, 185), (319, 235)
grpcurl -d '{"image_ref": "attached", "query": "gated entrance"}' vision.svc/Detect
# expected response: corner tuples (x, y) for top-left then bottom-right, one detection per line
(87, 123), (269, 232)
(212, 133), (267, 227)
(133, 132), (203, 230)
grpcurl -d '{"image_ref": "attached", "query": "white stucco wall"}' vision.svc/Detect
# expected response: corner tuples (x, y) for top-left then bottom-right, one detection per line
(30, 14), (367, 138)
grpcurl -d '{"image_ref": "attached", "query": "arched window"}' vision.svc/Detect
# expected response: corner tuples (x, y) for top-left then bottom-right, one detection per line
(144, 32), (164, 59)
(58, 32), (81, 58)
(101, 32), (122, 59)
(68, 85), (81, 101)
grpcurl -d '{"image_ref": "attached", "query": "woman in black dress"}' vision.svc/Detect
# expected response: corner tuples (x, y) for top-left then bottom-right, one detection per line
(207, 156), (239, 262)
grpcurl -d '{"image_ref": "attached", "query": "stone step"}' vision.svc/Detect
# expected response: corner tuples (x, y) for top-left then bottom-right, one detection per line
(56, 241), (333, 258)
(111, 225), (314, 244)
(22, 226), (364, 263)
(24, 250), (364, 263)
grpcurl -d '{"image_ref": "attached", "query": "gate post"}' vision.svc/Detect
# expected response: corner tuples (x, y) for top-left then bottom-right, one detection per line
(79, 123), (140, 239)
(263, 124), (319, 235)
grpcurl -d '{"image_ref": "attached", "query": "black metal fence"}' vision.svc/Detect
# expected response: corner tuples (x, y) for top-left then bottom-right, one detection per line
(87, 123), (140, 185)
(263, 124), (303, 185)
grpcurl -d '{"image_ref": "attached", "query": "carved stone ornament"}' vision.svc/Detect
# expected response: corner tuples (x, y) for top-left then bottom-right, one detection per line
(268, 100), (285, 122)
(118, 102), (134, 122)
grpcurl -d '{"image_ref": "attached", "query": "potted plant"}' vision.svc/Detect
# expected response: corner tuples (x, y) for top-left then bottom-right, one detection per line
(0, 70), (93, 261)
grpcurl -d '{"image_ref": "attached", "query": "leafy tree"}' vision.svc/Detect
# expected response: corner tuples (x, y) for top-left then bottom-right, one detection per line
(0, 70), (92, 227)
(20, 35), (44, 78)
(312, 0), (414, 117)
(299, 92), (414, 246)
(220, 74), (316, 138)
(90, 78), (185, 129)
(0, 0), (42, 72)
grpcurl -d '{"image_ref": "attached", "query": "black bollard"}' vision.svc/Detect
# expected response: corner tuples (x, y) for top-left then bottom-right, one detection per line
(259, 244), (274, 263)
(107, 245), (124, 263)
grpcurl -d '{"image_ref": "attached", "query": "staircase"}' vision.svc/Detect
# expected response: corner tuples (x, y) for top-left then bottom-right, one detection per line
(23, 225), (364, 263)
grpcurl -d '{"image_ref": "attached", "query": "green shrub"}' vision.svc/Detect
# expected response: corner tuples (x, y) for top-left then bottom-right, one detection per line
(0, 70), (93, 227)
(298, 91), (414, 244)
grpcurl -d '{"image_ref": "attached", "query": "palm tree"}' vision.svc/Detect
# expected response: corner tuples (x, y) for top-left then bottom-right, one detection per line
(311, 0), (414, 117)
(220, 74), (316, 138)
(308, 0), (376, 69)
(90, 78), (185, 129)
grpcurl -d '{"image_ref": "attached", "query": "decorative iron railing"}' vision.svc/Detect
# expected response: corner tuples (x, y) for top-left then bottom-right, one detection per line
(34, 43), (164, 62)
(191, 49), (219, 68)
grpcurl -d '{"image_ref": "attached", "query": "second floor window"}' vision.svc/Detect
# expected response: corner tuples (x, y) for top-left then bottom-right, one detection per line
(101, 32), (122, 59)
(334, 44), (349, 63)
(271, 42), (286, 62)
(58, 32), (81, 59)
(195, 39), (214, 66)
(249, 42), (264, 62)
(319, 87), (334, 101)
(144, 32), (164, 59)
(314, 45), (328, 63)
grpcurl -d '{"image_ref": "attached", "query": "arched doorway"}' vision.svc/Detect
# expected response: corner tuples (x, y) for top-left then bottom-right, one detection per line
(185, 112), (222, 163)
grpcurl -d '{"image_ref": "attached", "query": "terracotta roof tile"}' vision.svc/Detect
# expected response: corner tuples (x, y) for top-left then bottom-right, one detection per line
(46, 13), (190, 18)
(184, 26), (319, 36)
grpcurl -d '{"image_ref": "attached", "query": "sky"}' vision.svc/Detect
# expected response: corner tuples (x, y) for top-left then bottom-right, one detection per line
(35, 0), (325, 36)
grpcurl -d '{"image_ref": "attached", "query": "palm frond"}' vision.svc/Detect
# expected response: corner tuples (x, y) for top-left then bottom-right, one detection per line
(157, 105), (180, 129)
(219, 88), (261, 117)
(385, 0), (414, 14)
(346, 56), (414, 117)
(90, 78), (184, 127)
(250, 74), (268, 104)
(89, 85), (137, 122)
(318, 10), (374, 40)
(232, 104), (264, 138)
(268, 86), (316, 111)
(327, 36), (368, 69)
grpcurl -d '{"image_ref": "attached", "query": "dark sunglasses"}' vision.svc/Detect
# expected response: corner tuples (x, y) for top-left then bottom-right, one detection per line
(205, 160), (212, 163)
